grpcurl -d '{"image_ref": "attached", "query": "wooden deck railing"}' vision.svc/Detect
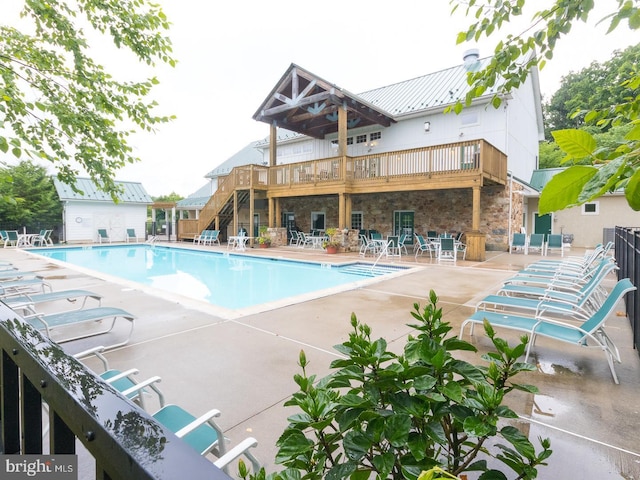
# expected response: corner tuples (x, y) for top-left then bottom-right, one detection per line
(180, 140), (506, 238)
(268, 139), (505, 186)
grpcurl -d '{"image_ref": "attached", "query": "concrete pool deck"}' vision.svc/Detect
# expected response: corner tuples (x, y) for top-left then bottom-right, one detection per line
(2, 243), (640, 479)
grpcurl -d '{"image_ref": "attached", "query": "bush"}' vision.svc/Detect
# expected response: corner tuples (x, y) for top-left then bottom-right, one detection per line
(240, 290), (551, 479)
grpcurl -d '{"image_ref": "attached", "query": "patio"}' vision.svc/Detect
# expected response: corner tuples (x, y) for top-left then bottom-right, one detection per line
(2, 243), (639, 479)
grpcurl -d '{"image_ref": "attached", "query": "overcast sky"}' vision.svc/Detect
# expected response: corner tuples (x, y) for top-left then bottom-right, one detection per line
(6, 1), (638, 197)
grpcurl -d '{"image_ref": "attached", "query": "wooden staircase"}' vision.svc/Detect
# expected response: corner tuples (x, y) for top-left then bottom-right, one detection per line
(178, 165), (268, 241)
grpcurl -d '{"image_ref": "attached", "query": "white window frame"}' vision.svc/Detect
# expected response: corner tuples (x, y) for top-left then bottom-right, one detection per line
(581, 202), (600, 215)
(311, 211), (326, 231)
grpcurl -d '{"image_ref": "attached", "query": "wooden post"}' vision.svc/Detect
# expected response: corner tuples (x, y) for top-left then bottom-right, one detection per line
(269, 124), (277, 167)
(466, 186), (485, 261)
(233, 190), (238, 237)
(269, 198), (275, 228)
(345, 194), (352, 229)
(338, 193), (345, 229)
(249, 188), (255, 247)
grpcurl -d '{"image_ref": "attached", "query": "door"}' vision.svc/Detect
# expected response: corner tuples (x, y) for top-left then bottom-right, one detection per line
(393, 211), (415, 245)
(282, 212), (295, 240)
(534, 213), (552, 240)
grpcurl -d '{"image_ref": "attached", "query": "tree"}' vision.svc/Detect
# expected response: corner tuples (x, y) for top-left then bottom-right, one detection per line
(241, 292), (552, 480)
(544, 44), (640, 136)
(0, 0), (175, 200)
(0, 160), (62, 229)
(450, 0), (640, 212)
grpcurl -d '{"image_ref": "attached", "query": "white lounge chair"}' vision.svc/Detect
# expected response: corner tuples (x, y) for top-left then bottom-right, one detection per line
(24, 306), (136, 350)
(460, 278), (636, 384)
(97, 229), (111, 243)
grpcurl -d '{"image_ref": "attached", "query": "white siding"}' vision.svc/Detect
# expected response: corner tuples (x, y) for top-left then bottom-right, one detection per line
(63, 201), (147, 243)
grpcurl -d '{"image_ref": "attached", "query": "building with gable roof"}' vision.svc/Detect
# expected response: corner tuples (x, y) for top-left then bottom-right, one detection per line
(53, 177), (152, 243)
(179, 51), (544, 259)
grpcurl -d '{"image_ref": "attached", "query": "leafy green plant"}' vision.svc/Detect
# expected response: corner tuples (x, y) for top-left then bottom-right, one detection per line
(239, 290), (551, 480)
(258, 226), (271, 245)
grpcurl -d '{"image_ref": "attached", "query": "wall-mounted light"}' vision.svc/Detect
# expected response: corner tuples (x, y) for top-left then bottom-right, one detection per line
(424, 121), (431, 132)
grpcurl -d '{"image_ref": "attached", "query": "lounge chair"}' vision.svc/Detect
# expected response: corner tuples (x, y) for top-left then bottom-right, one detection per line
(438, 237), (456, 264)
(398, 233), (409, 255)
(125, 228), (141, 243)
(0, 270), (40, 281)
(414, 234), (436, 260)
(24, 306), (136, 349)
(74, 346), (164, 410)
(460, 278), (636, 384)
(204, 230), (221, 246)
(502, 256), (616, 289)
(0, 278), (52, 297)
(546, 234), (564, 256)
(289, 230), (301, 247)
(358, 235), (377, 257)
(527, 234), (545, 255)
(509, 232), (527, 254)
(497, 258), (617, 305)
(97, 229), (111, 243)
(3, 230), (19, 248)
(4, 289), (103, 315)
(385, 236), (402, 259)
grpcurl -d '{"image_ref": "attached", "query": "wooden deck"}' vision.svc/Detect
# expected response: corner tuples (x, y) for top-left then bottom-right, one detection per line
(178, 139), (507, 240)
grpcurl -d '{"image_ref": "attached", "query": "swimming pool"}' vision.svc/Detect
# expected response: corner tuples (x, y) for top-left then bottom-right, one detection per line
(28, 245), (410, 316)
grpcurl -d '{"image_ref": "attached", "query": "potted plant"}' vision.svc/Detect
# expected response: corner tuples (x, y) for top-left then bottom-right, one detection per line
(323, 228), (340, 253)
(258, 226), (271, 248)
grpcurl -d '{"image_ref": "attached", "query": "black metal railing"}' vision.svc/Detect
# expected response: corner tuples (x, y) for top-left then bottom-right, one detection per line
(614, 226), (640, 353)
(0, 304), (231, 480)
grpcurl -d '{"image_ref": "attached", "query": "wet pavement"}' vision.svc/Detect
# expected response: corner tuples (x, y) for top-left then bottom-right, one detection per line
(1, 243), (639, 479)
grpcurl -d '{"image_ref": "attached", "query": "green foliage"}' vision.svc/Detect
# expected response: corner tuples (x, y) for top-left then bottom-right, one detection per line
(152, 192), (184, 203)
(0, 160), (62, 228)
(450, 0), (640, 212)
(241, 291), (551, 480)
(544, 44), (640, 136)
(0, 0), (175, 201)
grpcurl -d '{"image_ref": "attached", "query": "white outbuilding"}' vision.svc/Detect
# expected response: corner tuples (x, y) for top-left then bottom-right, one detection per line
(54, 178), (152, 244)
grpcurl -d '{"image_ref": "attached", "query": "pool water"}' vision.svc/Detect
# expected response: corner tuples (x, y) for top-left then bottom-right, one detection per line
(28, 245), (405, 311)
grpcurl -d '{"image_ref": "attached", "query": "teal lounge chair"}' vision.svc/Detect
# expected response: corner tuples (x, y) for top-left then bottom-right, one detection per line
(438, 237), (456, 264)
(24, 306), (136, 350)
(203, 230), (220, 246)
(4, 289), (103, 315)
(414, 234), (436, 260)
(125, 228), (140, 242)
(546, 233), (564, 256)
(75, 346), (164, 411)
(0, 278), (51, 297)
(3, 230), (19, 248)
(460, 278), (636, 384)
(509, 232), (527, 254)
(97, 229), (111, 243)
(527, 234), (545, 255)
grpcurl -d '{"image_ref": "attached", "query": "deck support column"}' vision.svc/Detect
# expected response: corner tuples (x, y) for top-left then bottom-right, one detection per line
(249, 188), (255, 247)
(275, 198), (281, 228)
(233, 190), (238, 238)
(338, 193), (346, 229)
(466, 185), (485, 261)
(269, 124), (277, 166)
(269, 198), (275, 228)
(345, 194), (352, 229)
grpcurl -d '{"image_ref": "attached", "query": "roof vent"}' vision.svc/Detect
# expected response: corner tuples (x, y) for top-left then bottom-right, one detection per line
(463, 49), (481, 72)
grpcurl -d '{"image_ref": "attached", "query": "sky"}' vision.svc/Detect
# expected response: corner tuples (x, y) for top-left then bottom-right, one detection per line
(6, 1), (638, 197)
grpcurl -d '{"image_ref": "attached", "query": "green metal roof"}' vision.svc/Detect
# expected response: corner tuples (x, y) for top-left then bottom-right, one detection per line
(529, 168), (564, 191)
(53, 177), (152, 204)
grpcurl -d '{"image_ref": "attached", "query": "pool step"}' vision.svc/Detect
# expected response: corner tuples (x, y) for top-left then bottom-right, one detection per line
(339, 263), (401, 277)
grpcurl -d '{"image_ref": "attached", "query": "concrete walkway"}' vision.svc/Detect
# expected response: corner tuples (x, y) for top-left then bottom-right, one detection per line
(2, 243), (639, 479)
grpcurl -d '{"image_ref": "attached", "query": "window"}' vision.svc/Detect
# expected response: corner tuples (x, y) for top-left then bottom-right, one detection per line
(347, 137), (353, 145)
(370, 131), (381, 141)
(351, 211), (363, 230)
(311, 212), (326, 231)
(582, 202), (599, 215)
(460, 112), (478, 127)
(356, 134), (367, 144)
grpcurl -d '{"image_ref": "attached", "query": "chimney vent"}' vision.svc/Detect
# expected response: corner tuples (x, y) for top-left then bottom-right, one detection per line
(463, 49), (480, 71)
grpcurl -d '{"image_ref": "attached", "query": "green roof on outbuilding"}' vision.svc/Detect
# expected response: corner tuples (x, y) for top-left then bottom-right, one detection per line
(53, 177), (152, 203)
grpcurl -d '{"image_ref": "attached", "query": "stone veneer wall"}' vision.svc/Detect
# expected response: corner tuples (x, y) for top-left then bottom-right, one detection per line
(280, 184), (525, 252)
